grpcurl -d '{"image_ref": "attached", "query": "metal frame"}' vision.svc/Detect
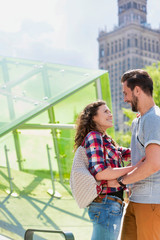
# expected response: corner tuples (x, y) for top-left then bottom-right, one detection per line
(24, 229), (75, 240)
(96, 78), (103, 99)
(18, 123), (75, 130)
(12, 129), (24, 171)
(0, 58), (109, 185)
(0, 58), (107, 138)
(48, 107), (63, 183)
(4, 144), (18, 197)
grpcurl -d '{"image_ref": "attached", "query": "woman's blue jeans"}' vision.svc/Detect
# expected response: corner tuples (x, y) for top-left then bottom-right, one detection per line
(88, 195), (124, 240)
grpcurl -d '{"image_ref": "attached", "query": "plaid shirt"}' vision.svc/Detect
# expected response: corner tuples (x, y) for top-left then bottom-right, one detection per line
(84, 131), (131, 194)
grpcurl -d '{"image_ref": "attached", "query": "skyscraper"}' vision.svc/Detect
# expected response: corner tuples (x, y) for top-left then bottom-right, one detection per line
(98, 0), (160, 131)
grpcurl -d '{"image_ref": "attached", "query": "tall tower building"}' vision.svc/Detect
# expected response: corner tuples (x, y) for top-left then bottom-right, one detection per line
(98, 0), (160, 131)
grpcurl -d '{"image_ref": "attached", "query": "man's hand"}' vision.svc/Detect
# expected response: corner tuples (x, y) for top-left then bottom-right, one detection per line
(122, 144), (160, 185)
(107, 179), (120, 188)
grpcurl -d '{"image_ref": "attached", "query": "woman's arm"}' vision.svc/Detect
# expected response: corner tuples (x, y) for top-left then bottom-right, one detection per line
(85, 132), (144, 182)
(95, 165), (136, 181)
(104, 156), (145, 186)
(118, 147), (131, 162)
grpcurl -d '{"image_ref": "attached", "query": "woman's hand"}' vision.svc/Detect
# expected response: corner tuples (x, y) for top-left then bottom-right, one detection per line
(107, 179), (120, 188)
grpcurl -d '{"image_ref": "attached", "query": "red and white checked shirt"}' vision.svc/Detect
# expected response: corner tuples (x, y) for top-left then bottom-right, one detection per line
(84, 131), (131, 194)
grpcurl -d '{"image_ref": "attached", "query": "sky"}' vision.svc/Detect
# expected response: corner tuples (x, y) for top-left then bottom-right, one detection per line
(0, 0), (160, 69)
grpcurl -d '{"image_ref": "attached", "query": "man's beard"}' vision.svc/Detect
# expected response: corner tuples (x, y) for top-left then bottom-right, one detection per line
(131, 93), (138, 112)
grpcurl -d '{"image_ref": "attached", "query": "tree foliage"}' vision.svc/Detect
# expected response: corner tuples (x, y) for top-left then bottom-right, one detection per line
(115, 130), (131, 148)
(121, 62), (160, 127)
(145, 62), (160, 107)
(122, 108), (136, 126)
(116, 62), (160, 147)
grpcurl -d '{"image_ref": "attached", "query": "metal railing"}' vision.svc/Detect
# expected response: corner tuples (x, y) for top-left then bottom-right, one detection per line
(24, 229), (75, 240)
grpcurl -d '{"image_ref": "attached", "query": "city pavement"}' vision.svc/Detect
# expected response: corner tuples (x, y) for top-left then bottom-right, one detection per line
(0, 167), (125, 240)
(0, 167), (92, 240)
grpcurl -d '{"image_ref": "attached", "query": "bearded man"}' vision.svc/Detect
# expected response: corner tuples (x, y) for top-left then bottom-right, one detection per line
(119, 69), (160, 240)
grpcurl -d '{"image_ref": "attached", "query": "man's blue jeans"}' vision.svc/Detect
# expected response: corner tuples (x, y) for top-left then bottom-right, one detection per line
(88, 196), (124, 240)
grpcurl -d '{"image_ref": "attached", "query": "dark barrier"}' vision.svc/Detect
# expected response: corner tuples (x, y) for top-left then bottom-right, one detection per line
(24, 229), (75, 240)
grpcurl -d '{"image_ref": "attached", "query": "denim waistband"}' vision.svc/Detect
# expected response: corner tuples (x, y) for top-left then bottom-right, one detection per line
(93, 195), (124, 206)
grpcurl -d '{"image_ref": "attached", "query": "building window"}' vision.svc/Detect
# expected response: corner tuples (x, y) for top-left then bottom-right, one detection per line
(156, 42), (159, 53)
(123, 60), (126, 72)
(135, 58), (139, 68)
(140, 38), (143, 50)
(119, 6), (123, 14)
(127, 2), (131, 9)
(127, 39), (131, 48)
(111, 42), (114, 54)
(140, 16), (145, 24)
(144, 39), (147, 50)
(152, 40), (155, 53)
(135, 38), (138, 47)
(119, 39), (122, 51)
(100, 48), (104, 57)
(123, 38), (125, 50)
(148, 40), (151, 51)
(115, 41), (118, 53)
(133, 2), (137, 9)
(107, 44), (110, 56)
(128, 58), (130, 69)
(142, 5), (146, 13)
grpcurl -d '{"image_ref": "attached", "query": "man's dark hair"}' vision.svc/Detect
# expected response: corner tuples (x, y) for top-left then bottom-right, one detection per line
(121, 69), (153, 96)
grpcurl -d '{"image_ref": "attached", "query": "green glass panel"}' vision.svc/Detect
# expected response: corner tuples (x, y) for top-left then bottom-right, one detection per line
(0, 56), (113, 180)
(54, 82), (97, 124)
(100, 72), (115, 137)
(20, 130), (56, 170)
(27, 111), (49, 124)
(57, 129), (75, 178)
(0, 56), (108, 137)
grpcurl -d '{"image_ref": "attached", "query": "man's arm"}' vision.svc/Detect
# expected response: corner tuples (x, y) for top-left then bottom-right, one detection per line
(122, 143), (160, 185)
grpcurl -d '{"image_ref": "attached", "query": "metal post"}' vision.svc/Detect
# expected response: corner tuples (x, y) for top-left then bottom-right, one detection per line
(46, 144), (55, 195)
(12, 129), (24, 171)
(48, 107), (63, 183)
(96, 78), (103, 99)
(46, 144), (61, 198)
(41, 65), (63, 183)
(4, 145), (18, 197)
(4, 145), (13, 194)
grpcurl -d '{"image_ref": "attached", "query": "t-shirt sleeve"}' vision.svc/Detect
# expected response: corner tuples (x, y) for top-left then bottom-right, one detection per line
(84, 131), (107, 177)
(143, 115), (160, 148)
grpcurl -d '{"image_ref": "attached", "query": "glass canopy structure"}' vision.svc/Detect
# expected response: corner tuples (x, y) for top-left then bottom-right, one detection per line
(0, 56), (113, 183)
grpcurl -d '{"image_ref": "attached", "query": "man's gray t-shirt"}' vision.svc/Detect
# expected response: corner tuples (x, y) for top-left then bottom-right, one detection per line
(130, 105), (160, 203)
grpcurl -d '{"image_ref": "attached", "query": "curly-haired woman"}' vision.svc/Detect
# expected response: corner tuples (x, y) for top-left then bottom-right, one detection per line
(74, 100), (142, 240)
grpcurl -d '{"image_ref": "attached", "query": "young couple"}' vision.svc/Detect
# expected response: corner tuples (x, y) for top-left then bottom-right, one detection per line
(74, 69), (160, 240)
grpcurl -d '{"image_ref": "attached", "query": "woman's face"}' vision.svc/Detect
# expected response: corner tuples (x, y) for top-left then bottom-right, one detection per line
(93, 104), (113, 131)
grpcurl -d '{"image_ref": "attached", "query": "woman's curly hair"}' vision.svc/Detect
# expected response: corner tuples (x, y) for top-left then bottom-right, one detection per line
(74, 100), (117, 149)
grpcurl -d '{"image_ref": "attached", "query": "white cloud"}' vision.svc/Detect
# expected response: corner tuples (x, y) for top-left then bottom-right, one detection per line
(0, 0), (159, 69)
